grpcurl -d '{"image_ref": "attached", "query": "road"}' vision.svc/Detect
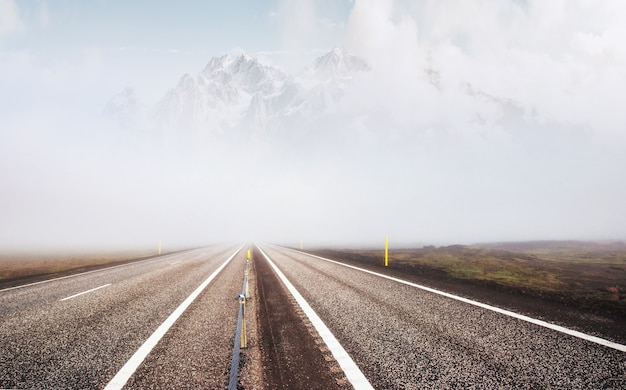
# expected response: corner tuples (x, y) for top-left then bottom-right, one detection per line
(1, 243), (625, 389)
(0, 245), (246, 389)
(258, 245), (626, 389)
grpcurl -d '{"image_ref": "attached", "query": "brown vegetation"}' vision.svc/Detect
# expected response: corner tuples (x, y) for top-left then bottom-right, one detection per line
(0, 250), (158, 288)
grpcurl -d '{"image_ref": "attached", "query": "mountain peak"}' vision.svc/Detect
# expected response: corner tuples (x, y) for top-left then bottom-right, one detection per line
(103, 86), (139, 126)
(202, 50), (260, 75)
(149, 47), (369, 140)
(310, 47), (369, 80)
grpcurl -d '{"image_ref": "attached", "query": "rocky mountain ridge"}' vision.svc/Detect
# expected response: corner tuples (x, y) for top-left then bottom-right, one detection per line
(104, 48), (370, 145)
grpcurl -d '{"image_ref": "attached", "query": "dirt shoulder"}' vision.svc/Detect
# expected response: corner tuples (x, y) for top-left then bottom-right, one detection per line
(0, 249), (191, 290)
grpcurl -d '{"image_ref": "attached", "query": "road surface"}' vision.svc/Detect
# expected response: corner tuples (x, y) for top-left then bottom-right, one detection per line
(0, 245), (245, 389)
(1, 244), (625, 388)
(258, 245), (626, 389)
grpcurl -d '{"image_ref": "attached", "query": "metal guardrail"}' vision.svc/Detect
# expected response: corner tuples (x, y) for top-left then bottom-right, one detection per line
(228, 251), (250, 390)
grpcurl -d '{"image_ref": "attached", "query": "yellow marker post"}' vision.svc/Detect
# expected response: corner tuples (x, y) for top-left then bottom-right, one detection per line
(247, 249), (251, 260)
(300, 240), (303, 250)
(385, 236), (389, 267)
(239, 294), (247, 348)
(158, 241), (162, 255)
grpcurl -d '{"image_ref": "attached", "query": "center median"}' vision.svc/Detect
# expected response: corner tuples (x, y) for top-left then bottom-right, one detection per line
(255, 246), (360, 389)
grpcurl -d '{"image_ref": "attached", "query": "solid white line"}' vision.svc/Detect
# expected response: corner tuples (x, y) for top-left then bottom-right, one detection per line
(257, 246), (374, 390)
(170, 260), (181, 265)
(104, 245), (244, 390)
(283, 246), (626, 353)
(60, 283), (111, 301)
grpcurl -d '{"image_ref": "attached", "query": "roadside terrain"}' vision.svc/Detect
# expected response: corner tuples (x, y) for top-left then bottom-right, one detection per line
(0, 249), (181, 290)
(308, 240), (626, 343)
(263, 245), (626, 388)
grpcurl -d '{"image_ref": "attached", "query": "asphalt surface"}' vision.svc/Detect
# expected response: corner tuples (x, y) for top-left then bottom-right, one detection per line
(2, 244), (625, 389)
(0, 245), (245, 389)
(260, 245), (626, 389)
(255, 247), (348, 389)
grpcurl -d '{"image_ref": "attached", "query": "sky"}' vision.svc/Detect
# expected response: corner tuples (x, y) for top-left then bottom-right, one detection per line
(0, 0), (351, 110)
(1, 0), (626, 251)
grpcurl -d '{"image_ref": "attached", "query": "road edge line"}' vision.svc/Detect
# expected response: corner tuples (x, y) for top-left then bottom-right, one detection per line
(257, 245), (374, 390)
(283, 246), (626, 353)
(104, 245), (244, 390)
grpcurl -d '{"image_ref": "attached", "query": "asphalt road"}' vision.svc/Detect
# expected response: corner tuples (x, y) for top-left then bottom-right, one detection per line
(2, 243), (625, 389)
(0, 245), (246, 389)
(260, 245), (626, 389)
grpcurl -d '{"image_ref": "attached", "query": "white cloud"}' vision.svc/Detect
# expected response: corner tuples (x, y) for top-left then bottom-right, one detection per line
(342, 0), (626, 141)
(1, 0), (625, 248)
(276, 0), (350, 71)
(331, 0), (626, 242)
(281, 0), (317, 50)
(0, 0), (23, 37)
(38, 0), (50, 28)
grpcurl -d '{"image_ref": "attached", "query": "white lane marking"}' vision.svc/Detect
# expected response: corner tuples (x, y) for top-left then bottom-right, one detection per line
(282, 246), (626, 353)
(0, 251), (196, 292)
(104, 245), (244, 390)
(60, 283), (111, 301)
(170, 260), (181, 265)
(257, 246), (374, 390)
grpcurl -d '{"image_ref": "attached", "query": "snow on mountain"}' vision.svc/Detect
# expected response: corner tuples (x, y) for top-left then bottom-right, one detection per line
(105, 48), (540, 151)
(103, 87), (140, 128)
(306, 47), (370, 82)
(152, 48), (369, 144)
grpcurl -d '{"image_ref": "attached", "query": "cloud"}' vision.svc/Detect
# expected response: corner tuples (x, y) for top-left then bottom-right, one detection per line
(342, 0), (626, 141)
(0, 0), (23, 37)
(276, 0), (350, 71)
(1, 1), (625, 250)
(281, 0), (317, 51)
(38, 0), (50, 29)
(332, 0), (626, 243)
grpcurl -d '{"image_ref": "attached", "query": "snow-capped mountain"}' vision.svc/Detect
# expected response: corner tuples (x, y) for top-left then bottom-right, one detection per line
(104, 47), (540, 151)
(152, 48), (369, 144)
(306, 47), (370, 81)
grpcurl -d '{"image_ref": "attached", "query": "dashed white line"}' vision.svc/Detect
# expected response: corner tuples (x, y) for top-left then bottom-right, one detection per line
(170, 260), (181, 265)
(257, 246), (374, 390)
(60, 284), (111, 301)
(104, 245), (244, 390)
(283, 246), (626, 353)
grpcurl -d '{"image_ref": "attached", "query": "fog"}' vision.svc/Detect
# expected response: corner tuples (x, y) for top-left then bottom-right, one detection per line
(1, 1), (625, 252)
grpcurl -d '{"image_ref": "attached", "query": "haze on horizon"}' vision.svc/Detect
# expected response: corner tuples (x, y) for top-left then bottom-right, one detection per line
(1, 0), (625, 252)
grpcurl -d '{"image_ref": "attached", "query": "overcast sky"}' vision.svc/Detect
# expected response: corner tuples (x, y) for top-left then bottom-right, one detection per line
(1, 0), (625, 251)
